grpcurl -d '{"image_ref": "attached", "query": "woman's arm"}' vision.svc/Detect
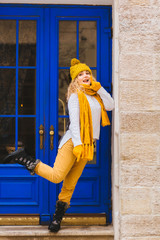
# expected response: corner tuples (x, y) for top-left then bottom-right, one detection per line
(97, 87), (114, 111)
(68, 93), (82, 147)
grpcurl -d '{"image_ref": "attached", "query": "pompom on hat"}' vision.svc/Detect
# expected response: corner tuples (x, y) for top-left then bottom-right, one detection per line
(70, 58), (92, 81)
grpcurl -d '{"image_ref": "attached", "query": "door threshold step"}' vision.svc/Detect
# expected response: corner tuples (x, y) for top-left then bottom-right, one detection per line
(0, 225), (114, 240)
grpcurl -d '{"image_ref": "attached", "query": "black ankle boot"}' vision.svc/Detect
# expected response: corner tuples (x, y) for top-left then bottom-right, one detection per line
(3, 148), (40, 175)
(48, 201), (69, 232)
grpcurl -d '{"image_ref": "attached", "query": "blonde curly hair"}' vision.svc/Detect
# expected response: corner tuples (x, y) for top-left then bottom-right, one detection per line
(66, 75), (96, 101)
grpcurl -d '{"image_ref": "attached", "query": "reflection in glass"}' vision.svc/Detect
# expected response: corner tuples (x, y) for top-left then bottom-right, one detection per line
(18, 118), (35, 157)
(0, 118), (15, 164)
(19, 21), (37, 66)
(18, 69), (36, 115)
(79, 21), (97, 67)
(0, 20), (16, 66)
(58, 117), (69, 143)
(92, 70), (97, 80)
(59, 118), (65, 141)
(87, 140), (97, 165)
(59, 21), (77, 67)
(0, 69), (16, 115)
(58, 118), (69, 145)
(58, 69), (70, 115)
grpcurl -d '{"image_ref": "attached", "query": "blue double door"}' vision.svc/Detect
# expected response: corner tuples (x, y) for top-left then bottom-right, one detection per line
(0, 5), (112, 224)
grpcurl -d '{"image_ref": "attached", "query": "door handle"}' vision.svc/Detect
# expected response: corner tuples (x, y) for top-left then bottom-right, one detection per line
(39, 124), (44, 149)
(50, 125), (54, 150)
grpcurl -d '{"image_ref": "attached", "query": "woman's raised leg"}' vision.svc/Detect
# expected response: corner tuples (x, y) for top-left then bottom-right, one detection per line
(34, 139), (76, 184)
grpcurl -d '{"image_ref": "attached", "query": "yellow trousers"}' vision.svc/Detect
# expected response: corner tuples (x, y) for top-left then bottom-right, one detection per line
(34, 139), (87, 205)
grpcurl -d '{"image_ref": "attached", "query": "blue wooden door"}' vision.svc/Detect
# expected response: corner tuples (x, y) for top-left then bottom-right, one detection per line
(0, 5), (112, 224)
(0, 6), (48, 219)
(49, 7), (112, 223)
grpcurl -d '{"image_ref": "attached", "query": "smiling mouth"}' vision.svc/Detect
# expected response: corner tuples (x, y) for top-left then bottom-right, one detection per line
(83, 79), (89, 83)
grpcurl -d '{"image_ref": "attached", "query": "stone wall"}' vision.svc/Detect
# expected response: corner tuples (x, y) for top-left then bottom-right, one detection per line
(118, 0), (160, 239)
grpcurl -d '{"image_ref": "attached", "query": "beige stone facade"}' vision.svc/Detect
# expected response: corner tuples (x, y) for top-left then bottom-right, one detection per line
(115, 0), (160, 239)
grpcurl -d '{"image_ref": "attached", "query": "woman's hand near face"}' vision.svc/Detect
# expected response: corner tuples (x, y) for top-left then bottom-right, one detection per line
(90, 81), (101, 92)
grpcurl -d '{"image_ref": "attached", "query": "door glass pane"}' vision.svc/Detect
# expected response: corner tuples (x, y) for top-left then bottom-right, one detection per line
(19, 20), (37, 66)
(0, 69), (16, 115)
(18, 118), (35, 157)
(0, 20), (16, 66)
(58, 117), (69, 143)
(58, 69), (70, 115)
(0, 118), (15, 164)
(79, 21), (97, 67)
(18, 69), (36, 115)
(59, 21), (76, 67)
(87, 140), (97, 164)
(92, 70), (97, 80)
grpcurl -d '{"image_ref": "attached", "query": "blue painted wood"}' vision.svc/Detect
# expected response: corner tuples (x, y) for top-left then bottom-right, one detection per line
(0, 7), (44, 216)
(50, 7), (112, 222)
(39, 7), (51, 223)
(15, 20), (18, 150)
(71, 177), (100, 205)
(0, 5), (112, 224)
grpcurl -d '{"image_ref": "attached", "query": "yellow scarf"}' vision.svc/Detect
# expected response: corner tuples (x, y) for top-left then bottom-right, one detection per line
(77, 85), (110, 161)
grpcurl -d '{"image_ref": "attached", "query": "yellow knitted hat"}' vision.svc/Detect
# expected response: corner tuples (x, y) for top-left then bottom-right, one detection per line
(70, 58), (92, 81)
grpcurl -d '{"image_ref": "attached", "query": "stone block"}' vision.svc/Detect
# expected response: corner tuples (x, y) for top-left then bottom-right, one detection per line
(121, 215), (160, 237)
(123, 237), (160, 240)
(119, 54), (154, 81)
(120, 112), (160, 133)
(152, 188), (160, 215)
(0, 226), (114, 240)
(119, 0), (150, 6)
(155, 81), (160, 111)
(120, 133), (158, 165)
(150, 0), (160, 6)
(155, 55), (160, 80)
(121, 187), (151, 215)
(119, 5), (160, 33)
(120, 81), (155, 111)
(119, 32), (160, 55)
(120, 164), (160, 187)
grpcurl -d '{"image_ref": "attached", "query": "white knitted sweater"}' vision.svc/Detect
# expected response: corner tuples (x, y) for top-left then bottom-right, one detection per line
(58, 87), (114, 149)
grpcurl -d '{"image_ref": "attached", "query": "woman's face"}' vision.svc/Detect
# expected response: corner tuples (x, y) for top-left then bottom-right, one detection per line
(76, 71), (91, 85)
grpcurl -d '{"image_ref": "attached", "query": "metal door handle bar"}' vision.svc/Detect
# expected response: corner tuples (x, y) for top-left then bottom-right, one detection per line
(50, 125), (54, 150)
(39, 124), (44, 150)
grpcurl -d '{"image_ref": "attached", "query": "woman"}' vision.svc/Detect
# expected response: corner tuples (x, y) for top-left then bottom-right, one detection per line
(4, 58), (114, 232)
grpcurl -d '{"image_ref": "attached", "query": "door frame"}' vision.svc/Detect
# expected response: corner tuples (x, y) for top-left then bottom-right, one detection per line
(0, 4), (112, 224)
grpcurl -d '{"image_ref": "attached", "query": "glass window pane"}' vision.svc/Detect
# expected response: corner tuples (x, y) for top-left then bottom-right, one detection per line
(59, 21), (77, 67)
(0, 69), (16, 115)
(18, 118), (35, 157)
(59, 69), (70, 115)
(0, 118), (15, 164)
(19, 20), (37, 66)
(18, 69), (36, 115)
(0, 20), (16, 66)
(58, 117), (69, 143)
(92, 70), (97, 80)
(79, 21), (97, 67)
(87, 140), (97, 165)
